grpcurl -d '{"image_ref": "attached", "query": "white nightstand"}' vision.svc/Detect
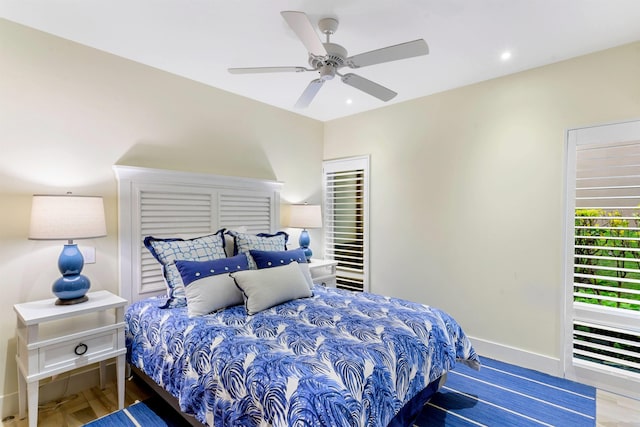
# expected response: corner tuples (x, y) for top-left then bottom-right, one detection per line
(14, 290), (127, 427)
(309, 259), (338, 288)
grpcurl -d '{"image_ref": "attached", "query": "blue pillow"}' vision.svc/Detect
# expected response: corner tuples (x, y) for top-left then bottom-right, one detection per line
(176, 254), (250, 285)
(249, 249), (313, 289)
(175, 254), (250, 316)
(143, 230), (227, 308)
(249, 249), (307, 269)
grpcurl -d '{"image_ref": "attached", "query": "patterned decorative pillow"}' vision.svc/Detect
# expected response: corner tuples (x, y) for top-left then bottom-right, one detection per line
(144, 230), (226, 308)
(226, 230), (288, 269)
(230, 262), (312, 315)
(223, 226), (247, 257)
(249, 249), (313, 289)
(175, 254), (249, 317)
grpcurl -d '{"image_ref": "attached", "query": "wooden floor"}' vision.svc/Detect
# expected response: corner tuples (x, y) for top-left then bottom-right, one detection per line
(1, 377), (154, 427)
(1, 378), (638, 426)
(597, 389), (640, 426)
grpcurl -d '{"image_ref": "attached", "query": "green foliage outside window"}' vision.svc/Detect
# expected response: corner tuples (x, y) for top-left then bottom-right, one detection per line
(574, 208), (640, 311)
(574, 209), (640, 374)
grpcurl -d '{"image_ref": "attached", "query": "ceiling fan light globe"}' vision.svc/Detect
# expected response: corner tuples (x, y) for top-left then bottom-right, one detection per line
(319, 64), (336, 80)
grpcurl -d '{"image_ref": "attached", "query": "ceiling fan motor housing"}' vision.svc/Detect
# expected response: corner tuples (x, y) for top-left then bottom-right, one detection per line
(309, 42), (347, 79)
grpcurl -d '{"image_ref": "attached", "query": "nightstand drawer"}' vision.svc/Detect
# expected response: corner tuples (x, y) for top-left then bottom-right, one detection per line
(309, 259), (338, 288)
(39, 329), (119, 372)
(312, 273), (337, 287)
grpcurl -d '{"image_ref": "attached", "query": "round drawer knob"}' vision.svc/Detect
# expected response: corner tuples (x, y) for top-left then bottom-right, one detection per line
(74, 343), (88, 356)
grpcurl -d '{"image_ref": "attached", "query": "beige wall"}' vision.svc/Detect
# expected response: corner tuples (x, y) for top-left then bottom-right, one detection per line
(0, 18), (323, 414)
(324, 42), (640, 361)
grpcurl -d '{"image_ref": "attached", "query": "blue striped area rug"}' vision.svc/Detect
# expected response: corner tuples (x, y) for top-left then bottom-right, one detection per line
(85, 358), (596, 427)
(83, 402), (163, 426)
(415, 357), (596, 426)
(83, 397), (187, 426)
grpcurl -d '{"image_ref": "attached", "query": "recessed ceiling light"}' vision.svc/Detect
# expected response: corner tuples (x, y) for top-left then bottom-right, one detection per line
(500, 51), (512, 61)
(346, 99), (353, 105)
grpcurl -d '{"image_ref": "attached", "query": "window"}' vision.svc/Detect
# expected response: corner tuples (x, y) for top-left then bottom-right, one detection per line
(565, 120), (640, 396)
(323, 156), (369, 292)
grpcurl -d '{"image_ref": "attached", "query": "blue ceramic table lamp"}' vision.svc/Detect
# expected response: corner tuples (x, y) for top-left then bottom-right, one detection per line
(29, 194), (107, 305)
(288, 204), (322, 261)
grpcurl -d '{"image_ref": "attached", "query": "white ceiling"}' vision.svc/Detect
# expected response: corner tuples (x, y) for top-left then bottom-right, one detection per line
(2, 0), (640, 122)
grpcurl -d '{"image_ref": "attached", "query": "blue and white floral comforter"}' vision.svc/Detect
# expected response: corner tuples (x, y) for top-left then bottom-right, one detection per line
(126, 285), (479, 427)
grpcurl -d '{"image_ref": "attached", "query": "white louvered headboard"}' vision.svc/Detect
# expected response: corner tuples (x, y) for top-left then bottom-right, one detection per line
(113, 166), (282, 304)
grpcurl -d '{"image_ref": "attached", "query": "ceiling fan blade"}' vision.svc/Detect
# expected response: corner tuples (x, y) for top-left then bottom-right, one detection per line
(295, 79), (324, 108)
(346, 39), (429, 69)
(281, 11), (327, 57)
(341, 73), (397, 102)
(228, 66), (308, 74)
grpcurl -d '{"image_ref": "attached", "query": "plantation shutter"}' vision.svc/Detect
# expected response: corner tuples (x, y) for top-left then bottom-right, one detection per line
(218, 191), (275, 234)
(566, 120), (640, 397)
(139, 188), (215, 295)
(323, 156), (369, 292)
(114, 166), (282, 304)
(574, 142), (640, 311)
(137, 188), (276, 294)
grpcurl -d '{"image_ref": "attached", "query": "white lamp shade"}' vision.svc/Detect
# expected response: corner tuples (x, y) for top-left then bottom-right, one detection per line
(29, 195), (107, 240)
(288, 204), (322, 229)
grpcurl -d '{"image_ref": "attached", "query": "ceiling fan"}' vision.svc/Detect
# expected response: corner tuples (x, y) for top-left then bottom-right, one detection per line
(228, 11), (429, 108)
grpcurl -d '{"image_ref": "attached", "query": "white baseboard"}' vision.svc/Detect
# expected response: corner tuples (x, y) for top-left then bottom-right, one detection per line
(572, 363), (640, 401)
(469, 335), (563, 377)
(0, 362), (116, 422)
(470, 336), (640, 401)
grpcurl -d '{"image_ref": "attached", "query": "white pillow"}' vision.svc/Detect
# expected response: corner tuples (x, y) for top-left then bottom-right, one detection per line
(230, 262), (312, 315)
(175, 255), (249, 317)
(183, 274), (243, 317)
(298, 262), (314, 289)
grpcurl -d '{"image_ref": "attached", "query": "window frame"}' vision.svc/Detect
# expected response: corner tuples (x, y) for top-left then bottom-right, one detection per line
(563, 120), (640, 399)
(322, 155), (370, 292)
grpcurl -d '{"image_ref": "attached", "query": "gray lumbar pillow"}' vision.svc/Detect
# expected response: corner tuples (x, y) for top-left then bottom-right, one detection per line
(230, 262), (312, 315)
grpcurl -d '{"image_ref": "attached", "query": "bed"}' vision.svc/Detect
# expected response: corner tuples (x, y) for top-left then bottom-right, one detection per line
(114, 166), (480, 427)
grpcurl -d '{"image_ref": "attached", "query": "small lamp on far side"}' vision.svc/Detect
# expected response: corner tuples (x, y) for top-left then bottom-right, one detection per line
(288, 204), (322, 261)
(29, 194), (107, 305)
